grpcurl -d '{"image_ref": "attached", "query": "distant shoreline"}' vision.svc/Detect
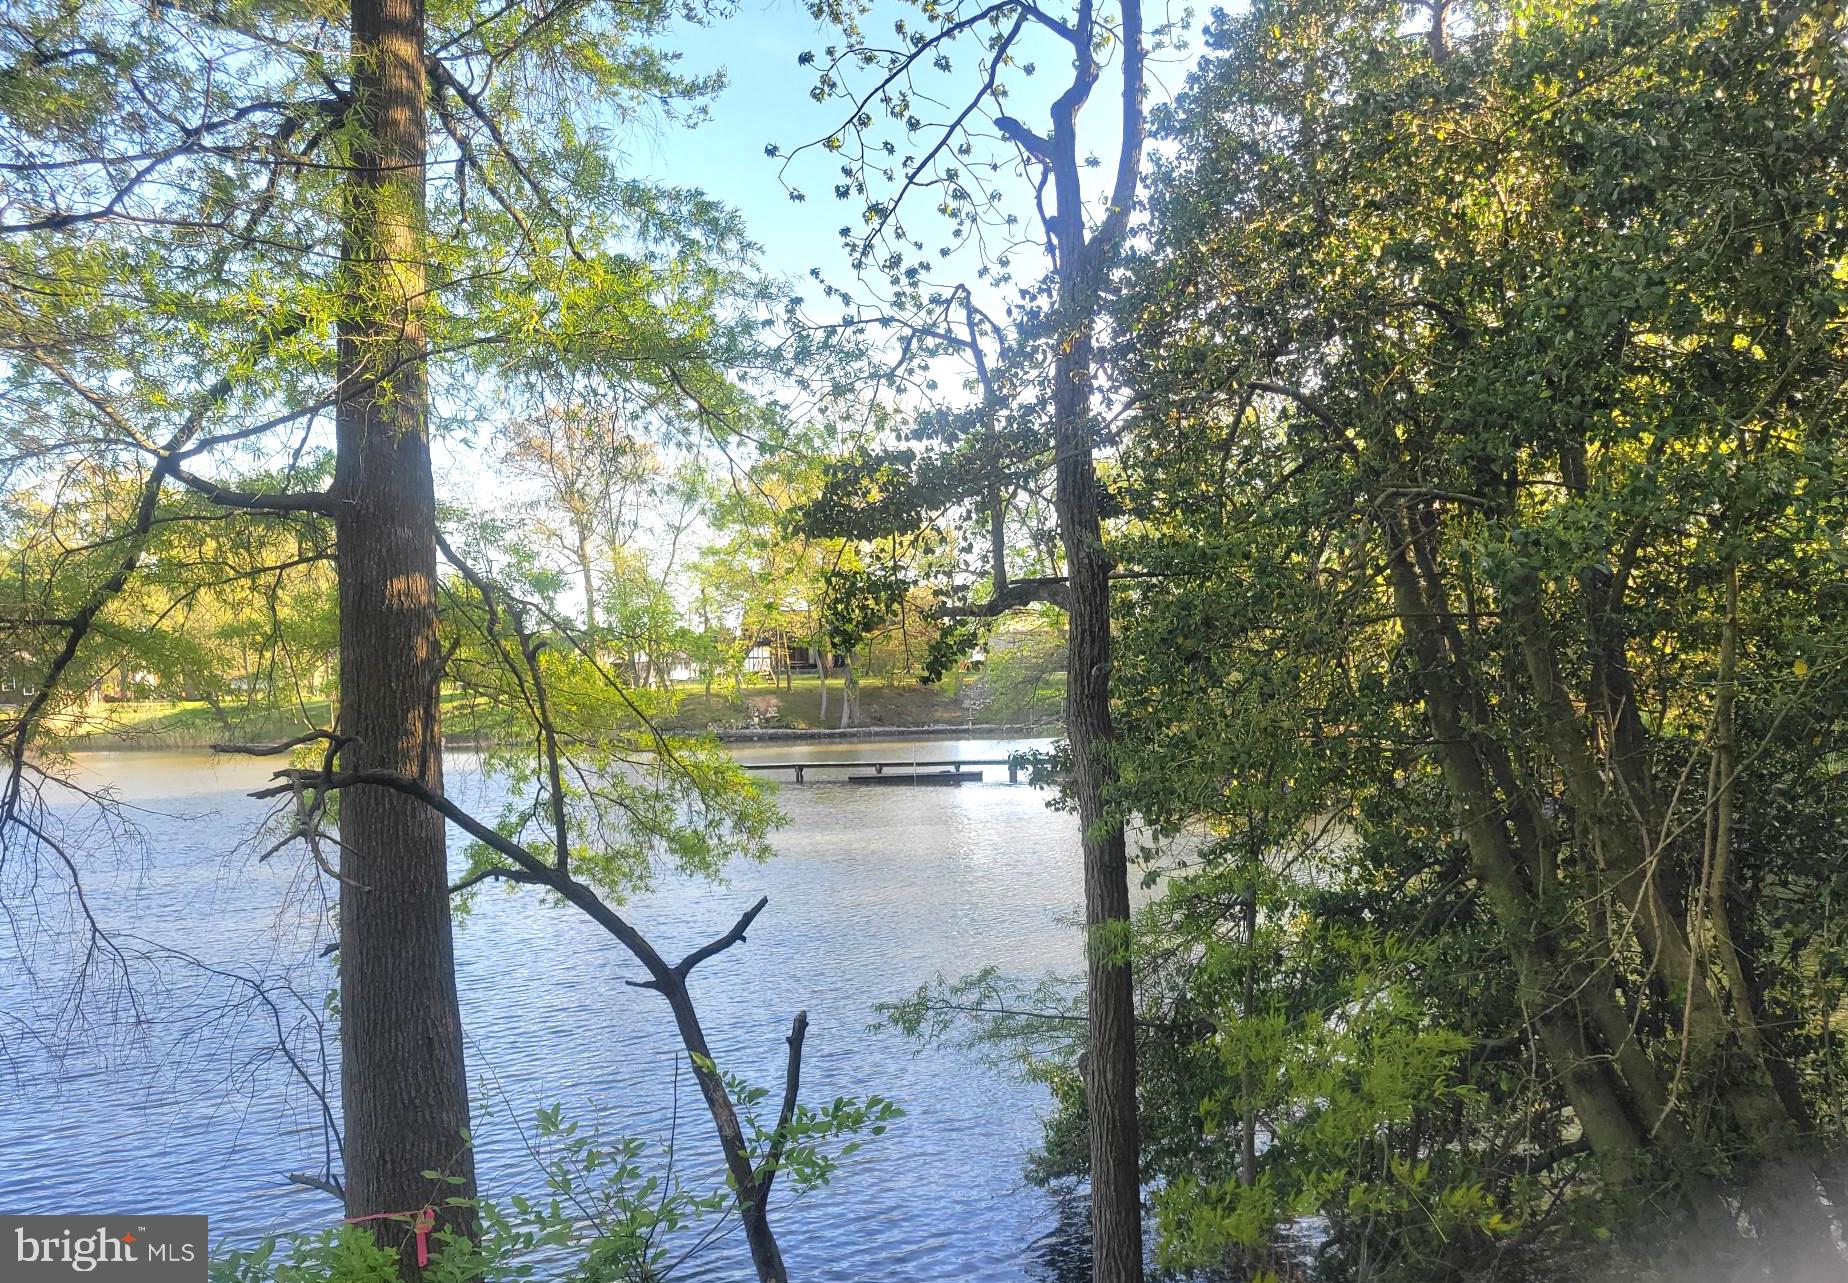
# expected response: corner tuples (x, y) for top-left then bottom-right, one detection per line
(59, 719), (1061, 753)
(51, 681), (1064, 751)
(709, 722), (1055, 744)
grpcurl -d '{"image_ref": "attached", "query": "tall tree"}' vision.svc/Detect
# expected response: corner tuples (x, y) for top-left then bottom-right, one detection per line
(331, 0), (477, 1240)
(1095, 0), (1848, 1275)
(789, 1), (1160, 1271)
(1039, 20), (1150, 1275)
(0, 0), (805, 1273)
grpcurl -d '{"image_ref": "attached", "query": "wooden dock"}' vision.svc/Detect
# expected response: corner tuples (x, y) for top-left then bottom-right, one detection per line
(741, 758), (1025, 784)
(847, 768), (984, 786)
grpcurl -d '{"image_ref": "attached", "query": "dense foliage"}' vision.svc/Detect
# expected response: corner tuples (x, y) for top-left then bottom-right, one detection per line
(826, 0), (1848, 1278)
(1087, 1), (1848, 1277)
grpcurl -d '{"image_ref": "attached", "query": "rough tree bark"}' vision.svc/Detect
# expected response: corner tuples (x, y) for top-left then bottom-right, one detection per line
(1053, 321), (1143, 1282)
(1040, 4), (1147, 1277)
(333, 0), (477, 1264)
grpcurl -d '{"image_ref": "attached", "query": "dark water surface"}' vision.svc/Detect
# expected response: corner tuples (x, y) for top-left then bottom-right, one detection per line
(0, 738), (1093, 1282)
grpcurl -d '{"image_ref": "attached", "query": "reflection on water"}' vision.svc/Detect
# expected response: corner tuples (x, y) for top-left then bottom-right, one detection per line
(0, 739), (1095, 1282)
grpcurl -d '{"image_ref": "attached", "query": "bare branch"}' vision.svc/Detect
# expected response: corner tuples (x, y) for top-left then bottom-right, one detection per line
(942, 575), (1070, 617)
(677, 896), (770, 979)
(1090, 0), (1146, 260)
(286, 1172), (346, 1201)
(212, 731), (345, 757)
(169, 467), (335, 516)
(448, 865), (547, 895)
(758, 1009), (809, 1201)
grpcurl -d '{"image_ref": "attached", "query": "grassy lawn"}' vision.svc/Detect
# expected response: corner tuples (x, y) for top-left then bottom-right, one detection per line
(667, 674), (962, 730)
(60, 697), (337, 749)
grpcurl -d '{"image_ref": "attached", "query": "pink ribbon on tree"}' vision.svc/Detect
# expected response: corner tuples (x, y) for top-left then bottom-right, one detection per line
(344, 1205), (437, 1268)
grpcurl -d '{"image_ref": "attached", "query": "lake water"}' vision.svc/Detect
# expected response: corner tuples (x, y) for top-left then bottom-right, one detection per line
(0, 738), (1095, 1282)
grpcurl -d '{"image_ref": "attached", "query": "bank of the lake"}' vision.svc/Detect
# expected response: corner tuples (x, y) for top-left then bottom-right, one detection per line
(0, 737), (1090, 1283)
(54, 672), (1064, 751)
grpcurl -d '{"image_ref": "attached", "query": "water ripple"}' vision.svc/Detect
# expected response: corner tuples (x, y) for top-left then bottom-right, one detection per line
(0, 739), (1090, 1282)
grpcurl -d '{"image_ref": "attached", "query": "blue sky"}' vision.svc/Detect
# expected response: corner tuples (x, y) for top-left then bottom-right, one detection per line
(444, 0), (1210, 586)
(651, 1), (1207, 296)
(656, 2), (849, 286)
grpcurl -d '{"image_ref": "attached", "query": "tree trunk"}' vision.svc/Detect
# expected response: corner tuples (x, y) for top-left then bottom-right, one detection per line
(1052, 274), (1143, 1283)
(659, 983), (789, 1283)
(837, 657), (858, 728)
(1515, 547), (1835, 1256)
(1239, 886), (1258, 1188)
(334, 0), (477, 1266)
(576, 532), (597, 632)
(1031, 9), (1147, 1270)
(1384, 517), (1652, 1192)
